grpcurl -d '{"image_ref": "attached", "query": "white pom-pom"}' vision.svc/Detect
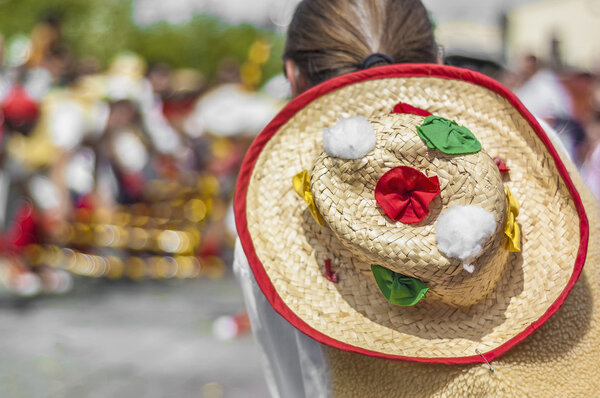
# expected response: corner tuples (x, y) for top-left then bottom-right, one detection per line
(323, 116), (376, 159)
(462, 263), (475, 273)
(435, 205), (496, 273)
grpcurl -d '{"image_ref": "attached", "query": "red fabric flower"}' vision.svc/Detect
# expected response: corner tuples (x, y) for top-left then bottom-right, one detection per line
(375, 166), (441, 224)
(494, 157), (510, 173)
(391, 102), (432, 117)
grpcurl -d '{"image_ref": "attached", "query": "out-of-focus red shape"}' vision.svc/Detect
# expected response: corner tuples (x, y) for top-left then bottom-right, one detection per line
(121, 172), (145, 199)
(375, 166), (440, 224)
(391, 102), (432, 117)
(0, 110), (5, 139)
(494, 157), (510, 173)
(0, 203), (39, 254)
(0, 85), (40, 130)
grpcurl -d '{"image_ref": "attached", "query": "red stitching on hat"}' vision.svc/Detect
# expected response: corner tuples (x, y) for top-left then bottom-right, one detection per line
(494, 157), (510, 174)
(391, 102), (432, 117)
(324, 259), (338, 283)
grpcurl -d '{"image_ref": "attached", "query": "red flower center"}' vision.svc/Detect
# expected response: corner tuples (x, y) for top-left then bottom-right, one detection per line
(375, 166), (441, 224)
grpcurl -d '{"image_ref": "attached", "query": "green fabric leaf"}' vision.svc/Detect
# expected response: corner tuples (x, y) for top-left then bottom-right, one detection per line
(416, 116), (481, 155)
(370, 264), (429, 306)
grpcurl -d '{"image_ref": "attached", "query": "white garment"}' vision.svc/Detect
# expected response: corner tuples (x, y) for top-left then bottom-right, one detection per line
(233, 121), (570, 398)
(515, 69), (572, 122)
(582, 143), (600, 200)
(233, 240), (331, 398)
(184, 84), (281, 138)
(516, 70), (578, 160)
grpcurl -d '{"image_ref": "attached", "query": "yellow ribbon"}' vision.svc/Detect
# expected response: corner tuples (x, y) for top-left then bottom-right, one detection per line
(504, 187), (521, 252)
(292, 170), (324, 226)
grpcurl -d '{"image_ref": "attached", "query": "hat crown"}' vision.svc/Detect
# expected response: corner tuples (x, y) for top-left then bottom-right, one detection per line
(311, 113), (508, 307)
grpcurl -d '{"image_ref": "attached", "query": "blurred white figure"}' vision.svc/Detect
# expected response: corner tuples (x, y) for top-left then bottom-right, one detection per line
(112, 130), (149, 173)
(48, 99), (87, 150)
(514, 56), (577, 159)
(262, 74), (292, 101)
(582, 144), (600, 200)
(184, 84), (281, 138)
(106, 53), (183, 156)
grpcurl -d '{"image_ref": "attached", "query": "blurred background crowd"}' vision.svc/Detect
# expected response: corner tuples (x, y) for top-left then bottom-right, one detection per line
(0, 0), (598, 396)
(0, 0), (289, 296)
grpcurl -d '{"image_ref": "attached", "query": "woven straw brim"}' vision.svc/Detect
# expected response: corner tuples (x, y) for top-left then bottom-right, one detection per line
(237, 65), (587, 362)
(327, 169), (600, 397)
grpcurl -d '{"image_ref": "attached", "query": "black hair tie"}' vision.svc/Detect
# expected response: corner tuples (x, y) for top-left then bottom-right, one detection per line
(361, 53), (395, 69)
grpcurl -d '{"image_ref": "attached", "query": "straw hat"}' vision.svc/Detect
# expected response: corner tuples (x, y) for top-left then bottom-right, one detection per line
(234, 64), (590, 364)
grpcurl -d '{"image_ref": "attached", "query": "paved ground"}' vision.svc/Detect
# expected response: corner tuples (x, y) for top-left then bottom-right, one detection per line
(0, 275), (269, 398)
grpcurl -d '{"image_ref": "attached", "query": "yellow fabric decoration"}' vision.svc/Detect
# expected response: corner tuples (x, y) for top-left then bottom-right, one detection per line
(504, 186), (521, 252)
(293, 170), (324, 226)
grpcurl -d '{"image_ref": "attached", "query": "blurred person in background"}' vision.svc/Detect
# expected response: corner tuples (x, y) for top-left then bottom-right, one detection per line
(184, 53), (283, 259)
(0, 40), (197, 293)
(512, 54), (586, 163)
(233, 0), (596, 397)
(580, 69), (600, 200)
(162, 68), (205, 136)
(27, 12), (62, 69)
(0, 13), (77, 295)
(24, 12), (71, 99)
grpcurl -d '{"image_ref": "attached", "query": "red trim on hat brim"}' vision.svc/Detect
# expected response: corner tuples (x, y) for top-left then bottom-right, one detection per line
(234, 64), (589, 365)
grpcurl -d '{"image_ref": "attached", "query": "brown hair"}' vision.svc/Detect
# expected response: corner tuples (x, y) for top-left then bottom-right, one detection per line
(284, 0), (437, 87)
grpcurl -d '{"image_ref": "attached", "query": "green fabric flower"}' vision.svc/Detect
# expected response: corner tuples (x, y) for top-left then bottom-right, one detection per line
(370, 264), (429, 306)
(417, 116), (481, 155)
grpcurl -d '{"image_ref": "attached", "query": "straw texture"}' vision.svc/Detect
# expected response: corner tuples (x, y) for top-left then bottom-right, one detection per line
(328, 162), (600, 397)
(243, 75), (581, 359)
(311, 113), (507, 307)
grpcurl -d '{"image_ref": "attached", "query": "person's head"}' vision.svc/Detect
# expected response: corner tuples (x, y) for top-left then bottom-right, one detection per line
(147, 63), (172, 97)
(283, 0), (437, 96)
(518, 54), (540, 81)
